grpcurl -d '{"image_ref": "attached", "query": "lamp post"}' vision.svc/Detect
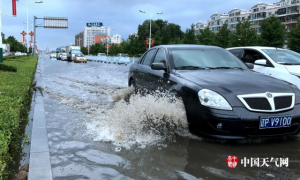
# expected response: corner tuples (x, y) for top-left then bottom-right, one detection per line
(18, 0), (43, 55)
(139, 10), (162, 49)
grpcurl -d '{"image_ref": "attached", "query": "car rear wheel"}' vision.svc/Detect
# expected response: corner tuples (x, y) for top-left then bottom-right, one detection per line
(129, 79), (137, 94)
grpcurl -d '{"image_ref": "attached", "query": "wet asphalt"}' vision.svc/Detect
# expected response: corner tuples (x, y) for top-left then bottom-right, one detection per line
(37, 55), (300, 180)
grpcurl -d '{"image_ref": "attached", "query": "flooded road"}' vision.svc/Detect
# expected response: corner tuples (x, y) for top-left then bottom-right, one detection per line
(37, 55), (300, 180)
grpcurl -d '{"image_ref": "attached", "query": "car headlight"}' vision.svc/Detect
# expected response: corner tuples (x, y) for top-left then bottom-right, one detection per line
(290, 72), (300, 79)
(198, 89), (232, 110)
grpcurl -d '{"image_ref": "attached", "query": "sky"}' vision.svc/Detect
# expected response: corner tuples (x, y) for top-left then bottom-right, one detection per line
(1, 0), (278, 51)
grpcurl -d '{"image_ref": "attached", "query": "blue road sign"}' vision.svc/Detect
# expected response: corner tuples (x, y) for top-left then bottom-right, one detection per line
(86, 22), (103, 27)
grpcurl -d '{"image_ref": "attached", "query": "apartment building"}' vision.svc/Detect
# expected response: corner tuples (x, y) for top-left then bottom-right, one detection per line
(75, 32), (84, 47)
(194, 21), (208, 35)
(196, 0), (300, 34)
(83, 26), (110, 47)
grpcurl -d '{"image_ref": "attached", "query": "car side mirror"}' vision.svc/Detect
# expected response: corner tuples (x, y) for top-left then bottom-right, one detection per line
(151, 63), (167, 71)
(254, 59), (267, 66)
(245, 63), (254, 69)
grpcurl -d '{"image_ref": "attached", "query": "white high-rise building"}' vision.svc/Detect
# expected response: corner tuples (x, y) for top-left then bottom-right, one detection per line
(111, 34), (122, 44)
(83, 26), (110, 47)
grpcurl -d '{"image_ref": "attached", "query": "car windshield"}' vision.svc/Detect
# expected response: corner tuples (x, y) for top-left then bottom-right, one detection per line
(262, 49), (300, 65)
(170, 48), (248, 69)
(121, 54), (129, 57)
(76, 54), (84, 57)
(62, 53), (67, 56)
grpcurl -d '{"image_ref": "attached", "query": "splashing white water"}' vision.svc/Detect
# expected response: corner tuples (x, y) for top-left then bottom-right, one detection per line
(84, 88), (190, 149)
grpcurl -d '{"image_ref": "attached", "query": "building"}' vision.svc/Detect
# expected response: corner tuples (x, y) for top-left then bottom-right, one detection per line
(75, 32), (84, 47)
(94, 35), (109, 44)
(99, 34), (122, 46)
(83, 26), (110, 47)
(110, 34), (122, 45)
(194, 21), (208, 35)
(196, 0), (300, 34)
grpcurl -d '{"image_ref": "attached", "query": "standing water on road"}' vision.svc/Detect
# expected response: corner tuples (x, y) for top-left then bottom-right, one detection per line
(37, 55), (300, 179)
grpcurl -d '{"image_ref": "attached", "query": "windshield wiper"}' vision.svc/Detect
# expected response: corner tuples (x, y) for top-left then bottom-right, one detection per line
(206, 67), (244, 70)
(175, 66), (206, 70)
(278, 62), (300, 65)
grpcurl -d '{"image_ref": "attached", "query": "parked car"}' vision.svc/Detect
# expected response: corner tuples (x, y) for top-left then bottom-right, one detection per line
(15, 52), (22, 56)
(128, 45), (300, 139)
(61, 53), (68, 61)
(115, 53), (130, 65)
(74, 53), (87, 63)
(227, 47), (300, 90)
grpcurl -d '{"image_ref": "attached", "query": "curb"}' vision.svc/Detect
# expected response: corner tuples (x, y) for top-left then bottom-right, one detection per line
(28, 92), (53, 180)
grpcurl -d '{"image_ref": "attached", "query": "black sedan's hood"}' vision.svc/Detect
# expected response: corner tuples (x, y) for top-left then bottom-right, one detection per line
(176, 69), (295, 106)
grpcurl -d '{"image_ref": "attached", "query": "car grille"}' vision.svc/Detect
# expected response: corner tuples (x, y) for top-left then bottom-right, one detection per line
(274, 96), (292, 110)
(237, 93), (295, 112)
(244, 98), (271, 110)
(242, 118), (300, 136)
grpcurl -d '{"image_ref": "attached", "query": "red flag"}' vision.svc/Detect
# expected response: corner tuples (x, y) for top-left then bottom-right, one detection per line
(12, 0), (17, 16)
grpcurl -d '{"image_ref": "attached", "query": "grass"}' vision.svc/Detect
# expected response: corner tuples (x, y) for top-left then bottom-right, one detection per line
(0, 55), (38, 179)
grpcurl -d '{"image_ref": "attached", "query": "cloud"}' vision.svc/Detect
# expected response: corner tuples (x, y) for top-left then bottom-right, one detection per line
(1, 0), (277, 50)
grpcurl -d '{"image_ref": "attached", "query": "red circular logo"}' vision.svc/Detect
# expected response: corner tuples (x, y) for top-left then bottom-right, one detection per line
(226, 155), (239, 169)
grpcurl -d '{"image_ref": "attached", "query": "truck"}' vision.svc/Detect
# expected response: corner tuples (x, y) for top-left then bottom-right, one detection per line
(66, 46), (81, 61)
(2, 44), (10, 56)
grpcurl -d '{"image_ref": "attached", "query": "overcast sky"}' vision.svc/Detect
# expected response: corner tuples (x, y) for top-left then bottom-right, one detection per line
(2, 0), (277, 50)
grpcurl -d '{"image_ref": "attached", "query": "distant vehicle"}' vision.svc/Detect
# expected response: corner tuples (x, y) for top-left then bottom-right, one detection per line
(50, 53), (56, 59)
(115, 53), (130, 65)
(15, 52), (22, 56)
(227, 47), (300, 90)
(97, 53), (106, 56)
(56, 53), (64, 60)
(66, 46), (81, 61)
(128, 44), (300, 139)
(61, 53), (68, 61)
(74, 53), (87, 63)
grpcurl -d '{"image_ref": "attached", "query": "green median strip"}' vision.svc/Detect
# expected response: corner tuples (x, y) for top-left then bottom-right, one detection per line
(0, 55), (38, 179)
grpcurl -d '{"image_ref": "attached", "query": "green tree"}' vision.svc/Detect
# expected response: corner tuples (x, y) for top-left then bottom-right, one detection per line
(260, 15), (285, 47)
(6, 36), (26, 52)
(81, 47), (87, 55)
(232, 19), (258, 47)
(214, 23), (231, 48)
(287, 18), (300, 52)
(196, 27), (216, 45)
(182, 24), (196, 44)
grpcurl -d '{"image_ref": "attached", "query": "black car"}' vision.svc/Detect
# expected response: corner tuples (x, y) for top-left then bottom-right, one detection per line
(128, 45), (300, 139)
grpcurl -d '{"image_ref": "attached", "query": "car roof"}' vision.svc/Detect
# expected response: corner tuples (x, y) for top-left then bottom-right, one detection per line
(227, 46), (286, 50)
(154, 44), (223, 49)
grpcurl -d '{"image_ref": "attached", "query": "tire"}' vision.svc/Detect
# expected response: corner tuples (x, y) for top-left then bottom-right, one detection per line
(129, 79), (137, 94)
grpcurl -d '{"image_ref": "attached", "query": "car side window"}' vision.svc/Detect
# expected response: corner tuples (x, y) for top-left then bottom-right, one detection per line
(142, 50), (156, 66)
(153, 49), (167, 66)
(229, 49), (242, 58)
(242, 49), (273, 67)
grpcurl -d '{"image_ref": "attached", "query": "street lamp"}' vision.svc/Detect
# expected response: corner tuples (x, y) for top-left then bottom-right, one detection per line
(139, 10), (163, 49)
(18, 0), (43, 54)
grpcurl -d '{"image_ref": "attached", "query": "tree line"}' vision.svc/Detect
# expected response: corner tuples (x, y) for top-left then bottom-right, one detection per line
(2, 36), (33, 53)
(84, 15), (300, 56)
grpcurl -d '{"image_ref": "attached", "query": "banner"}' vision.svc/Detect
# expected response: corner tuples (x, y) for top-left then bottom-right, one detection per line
(12, 0), (17, 16)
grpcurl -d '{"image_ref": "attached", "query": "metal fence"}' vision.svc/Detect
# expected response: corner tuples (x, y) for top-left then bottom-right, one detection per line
(86, 56), (140, 64)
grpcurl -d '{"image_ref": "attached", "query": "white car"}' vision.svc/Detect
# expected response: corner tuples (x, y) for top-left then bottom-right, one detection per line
(61, 53), (68, 61)
(115, 53), (130, 65)
(227, 46), (300, 89)
(50, 53), (56, 59)
(15, 52), (22, 56)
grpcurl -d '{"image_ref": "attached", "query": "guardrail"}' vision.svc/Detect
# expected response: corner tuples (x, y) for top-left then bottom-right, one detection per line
(86, 56), (140, 64)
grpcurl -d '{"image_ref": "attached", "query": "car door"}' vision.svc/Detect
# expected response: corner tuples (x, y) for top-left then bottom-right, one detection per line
(134, 49), (157, 89)
(240, 49), (273, 75)
(147, 48), (173, 91)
